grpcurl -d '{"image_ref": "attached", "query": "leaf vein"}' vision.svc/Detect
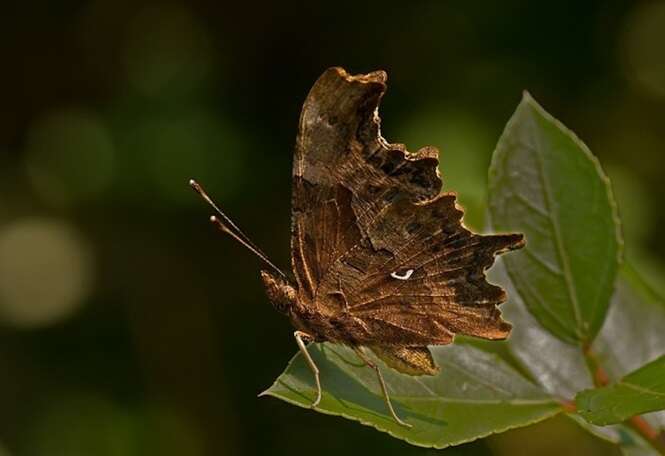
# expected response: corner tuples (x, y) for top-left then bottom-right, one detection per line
(520, 126), (583, 339)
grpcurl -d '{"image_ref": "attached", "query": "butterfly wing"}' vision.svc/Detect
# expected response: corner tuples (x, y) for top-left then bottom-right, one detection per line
(291, 67), (440, 306)
(291, 67), (524, 348)
(323, 192), (524, 346)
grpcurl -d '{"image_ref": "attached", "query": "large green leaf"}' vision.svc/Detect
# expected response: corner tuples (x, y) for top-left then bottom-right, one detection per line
(261, 343), (562, 449)
(576, 355), (665, 425)
(488, 93), (622, 344)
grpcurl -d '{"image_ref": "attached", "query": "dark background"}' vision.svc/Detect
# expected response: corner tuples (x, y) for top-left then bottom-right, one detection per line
(1, 1), (664, 455)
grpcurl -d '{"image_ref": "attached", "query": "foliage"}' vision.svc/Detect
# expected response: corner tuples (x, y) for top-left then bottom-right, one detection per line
(262, 343), (562, 449)
(262, 94), (665, 453)
(577, 355), (665, 426)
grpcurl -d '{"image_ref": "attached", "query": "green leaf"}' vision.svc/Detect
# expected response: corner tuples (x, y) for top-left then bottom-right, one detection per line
(620, 438), (663, 456)
(487, 258), (593, 399)
(592, 263), (665, 430)
(576, 355), (665, 425)
(488, 93), (622, 344)
(568, 415), (661, 456)
(491, 259), (665, 449)
(261, 343), (562, 449)
(593, 264), (665, 381)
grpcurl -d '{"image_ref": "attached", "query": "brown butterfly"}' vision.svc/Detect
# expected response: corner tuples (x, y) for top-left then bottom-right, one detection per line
(191, 67), (524, 427)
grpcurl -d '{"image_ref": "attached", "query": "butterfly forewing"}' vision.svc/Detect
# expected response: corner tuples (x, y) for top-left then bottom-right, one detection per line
(290, 67), (524, 350)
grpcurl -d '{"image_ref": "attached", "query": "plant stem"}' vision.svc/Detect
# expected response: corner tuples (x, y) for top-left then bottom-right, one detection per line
(629, 416), (665, 454)
(583, 347), (609, 388)
(583, 347), (665, 455)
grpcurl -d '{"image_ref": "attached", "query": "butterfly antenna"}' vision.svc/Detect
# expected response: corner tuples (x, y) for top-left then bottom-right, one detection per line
(189, 179), (287, 279)
(189, 179), (266, 254)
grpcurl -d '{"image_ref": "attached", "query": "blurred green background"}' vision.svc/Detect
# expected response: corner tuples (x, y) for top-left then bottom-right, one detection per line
(1, 1), (664, 455)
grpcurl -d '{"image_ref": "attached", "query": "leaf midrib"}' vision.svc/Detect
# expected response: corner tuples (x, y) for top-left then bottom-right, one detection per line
(523, 108), (583, 339)
(620, 381), (665, 398)
(268, 380), (558, 406)
(398, 396), (558, 406)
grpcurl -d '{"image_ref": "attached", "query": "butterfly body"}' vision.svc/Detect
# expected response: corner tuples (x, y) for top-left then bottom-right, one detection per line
(261, 270), (373, 346)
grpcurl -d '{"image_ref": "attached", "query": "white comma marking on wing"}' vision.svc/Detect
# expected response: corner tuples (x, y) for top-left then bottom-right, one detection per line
(390, 269), (414, 280)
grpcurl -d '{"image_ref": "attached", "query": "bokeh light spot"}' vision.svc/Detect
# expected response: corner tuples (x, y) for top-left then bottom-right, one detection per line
(122, 109), (245, 206)
(26, 393), (133, 456)
(605, 164), (653, 247)
(0, 218), (93, 328)
(621, 1), (665, 98)
(137, 405), (206, 456)
(124, 4), (216, 96)
(24, 393), (205, 456)
(25, 109), (115, 207)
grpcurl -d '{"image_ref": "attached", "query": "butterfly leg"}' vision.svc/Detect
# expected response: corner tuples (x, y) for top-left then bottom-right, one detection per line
(294, 330), (322, 408)
(352, 346), (412, 428)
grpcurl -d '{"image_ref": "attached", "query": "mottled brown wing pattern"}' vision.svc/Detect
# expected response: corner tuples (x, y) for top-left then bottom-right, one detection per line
(291, 179), (361, 301)
(291, 68), (440, 305)
(320, 193), (524, 346)
(291, 67), (524, 349)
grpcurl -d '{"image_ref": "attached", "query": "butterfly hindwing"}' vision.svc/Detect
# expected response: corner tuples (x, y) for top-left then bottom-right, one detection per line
(319, 191), (523, 345)
(369, 345), (440, 376)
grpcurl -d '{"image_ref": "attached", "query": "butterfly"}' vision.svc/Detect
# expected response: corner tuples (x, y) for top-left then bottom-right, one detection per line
(191, 67), (524, 427)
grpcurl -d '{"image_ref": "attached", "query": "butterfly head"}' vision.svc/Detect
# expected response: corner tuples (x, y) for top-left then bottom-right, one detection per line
(260, 270), (297, 315)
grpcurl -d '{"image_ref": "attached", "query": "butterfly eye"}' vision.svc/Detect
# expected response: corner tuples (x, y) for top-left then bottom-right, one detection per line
(390, 269), (414, 280)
